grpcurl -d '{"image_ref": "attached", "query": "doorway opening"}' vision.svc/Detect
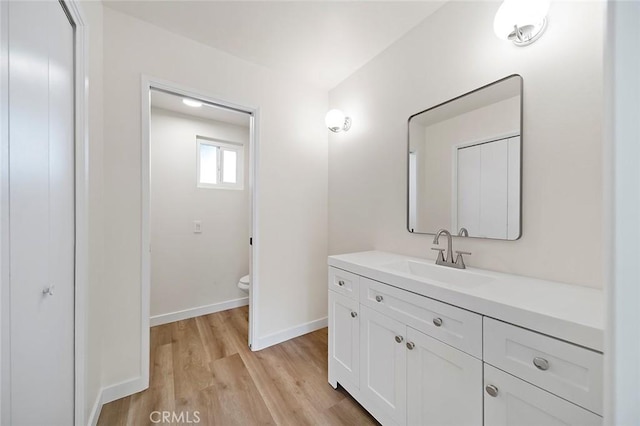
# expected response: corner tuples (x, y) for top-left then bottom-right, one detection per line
(141, 78), (259, 387)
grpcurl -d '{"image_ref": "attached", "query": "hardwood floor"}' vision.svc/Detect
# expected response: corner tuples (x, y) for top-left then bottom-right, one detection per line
(97, 306), (378, 426)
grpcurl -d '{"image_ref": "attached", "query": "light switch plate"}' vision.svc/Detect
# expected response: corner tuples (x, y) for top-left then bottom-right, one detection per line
(193, 220), (202, 234)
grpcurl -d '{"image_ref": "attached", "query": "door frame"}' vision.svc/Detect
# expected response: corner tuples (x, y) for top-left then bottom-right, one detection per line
(0, 0), (89, 425)
(140, 76), (260, 386)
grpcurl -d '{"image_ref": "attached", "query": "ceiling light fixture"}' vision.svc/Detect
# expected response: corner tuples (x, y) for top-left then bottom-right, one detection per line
(325, 109), (351, 133)
(493, 0), (551, 46)
(183, 98), (203, 108)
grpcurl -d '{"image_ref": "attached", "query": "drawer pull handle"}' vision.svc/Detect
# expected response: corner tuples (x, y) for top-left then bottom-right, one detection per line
(533, 357), (550, 371)
(395, 335), (404, 343)
(406, 341), (415, 350)
(351, 311), (357, 318)
(485, 385), (499, 397)
(433, 317), (443, 327)
(338, 280), (345, 286)
(375, 295), (384, 303)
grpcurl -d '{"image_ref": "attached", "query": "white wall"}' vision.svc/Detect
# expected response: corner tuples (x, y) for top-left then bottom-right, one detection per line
(102, 7), (328, 387)
(328, 0), (605, 288)
(150, 108), (249, 318)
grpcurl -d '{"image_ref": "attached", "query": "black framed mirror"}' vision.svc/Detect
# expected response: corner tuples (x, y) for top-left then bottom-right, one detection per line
(407, 75), (523, 240)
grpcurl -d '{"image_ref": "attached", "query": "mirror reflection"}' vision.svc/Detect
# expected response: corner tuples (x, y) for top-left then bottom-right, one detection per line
(408, 75), (522, 240)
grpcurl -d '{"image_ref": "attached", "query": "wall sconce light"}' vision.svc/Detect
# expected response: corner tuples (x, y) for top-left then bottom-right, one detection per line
(325, 109), (351, 133)
(493, 0), (551, 46)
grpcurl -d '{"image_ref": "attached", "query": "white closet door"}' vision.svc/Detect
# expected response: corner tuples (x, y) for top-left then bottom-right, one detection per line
(507, 137), (521, 240)
(479, 139), (509, 239)
(456, 145), (481, 236)
(9, 2), (75, 424)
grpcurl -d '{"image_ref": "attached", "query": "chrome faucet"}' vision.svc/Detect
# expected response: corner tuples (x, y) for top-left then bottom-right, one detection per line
(432, 228), (471, 269)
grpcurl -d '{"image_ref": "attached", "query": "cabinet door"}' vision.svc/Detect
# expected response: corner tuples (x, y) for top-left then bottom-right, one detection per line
(360, 305), (407, 425)
(484, 365), (602, 426)
(328, 291), (360, 388)
(407, 328), (482, 426)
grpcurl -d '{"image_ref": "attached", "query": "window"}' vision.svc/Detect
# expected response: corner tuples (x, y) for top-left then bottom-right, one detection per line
(196, 137), (244, 190)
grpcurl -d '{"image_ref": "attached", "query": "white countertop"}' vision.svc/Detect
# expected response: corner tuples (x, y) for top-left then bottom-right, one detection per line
(328, 251), (604, 352)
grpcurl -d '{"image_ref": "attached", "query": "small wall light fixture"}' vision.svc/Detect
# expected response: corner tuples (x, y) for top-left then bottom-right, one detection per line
(493, 0), (551, 46)
(325, 109), (351, 133)
(183, 98), (203, 108)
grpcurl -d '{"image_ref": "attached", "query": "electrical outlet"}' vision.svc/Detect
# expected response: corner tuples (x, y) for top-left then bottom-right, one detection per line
(193, 220), (202, 234)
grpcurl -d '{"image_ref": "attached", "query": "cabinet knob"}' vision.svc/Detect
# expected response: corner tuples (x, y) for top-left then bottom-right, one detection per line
(406, 341), (415, 350)
(433, 317), (443, 327)
(375, 295), (384, 303)
(533, 357), (550, 371)
(42, 285), (55, 296)
(485, 385), (499, 397)
(395, 335), (404, 343)
(351, 311), (358, 318)
(338, 280), (345, 286)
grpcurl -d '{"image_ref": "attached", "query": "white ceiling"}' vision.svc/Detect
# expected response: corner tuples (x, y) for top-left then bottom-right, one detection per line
(104, 0), (446, 89)
(151, 89), (251, 127)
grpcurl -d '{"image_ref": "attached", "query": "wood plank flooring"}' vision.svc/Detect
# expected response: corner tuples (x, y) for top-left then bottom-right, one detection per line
(97, 306), (378, 426)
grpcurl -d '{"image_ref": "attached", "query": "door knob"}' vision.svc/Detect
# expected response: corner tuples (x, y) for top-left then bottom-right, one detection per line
(395, 335), (404, 343)
(485, 385), (499, 397)
(42, 285), (55, 296)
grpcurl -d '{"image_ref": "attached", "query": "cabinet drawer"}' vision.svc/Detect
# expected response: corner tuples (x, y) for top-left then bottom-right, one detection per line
(483, 317), (603, 415)
(484, 364), (602, 426)
(360, 277), (482, 358)
(328, 267), (359, 299)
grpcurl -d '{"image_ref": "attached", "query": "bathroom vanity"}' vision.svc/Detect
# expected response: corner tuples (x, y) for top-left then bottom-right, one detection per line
(327, 251), (604, 426)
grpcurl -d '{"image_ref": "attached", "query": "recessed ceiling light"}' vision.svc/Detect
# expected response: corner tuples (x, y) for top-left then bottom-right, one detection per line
(183, 98), (203, 108)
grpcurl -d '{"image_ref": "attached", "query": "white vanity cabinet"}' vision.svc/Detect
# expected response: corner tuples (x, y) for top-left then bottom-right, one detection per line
(483, 318), (603, 426)
(329, 267), (484, 426)
(327, 256), (604, 426)
(406, 327), (482, 426)
(483, 365), (602, 426)
(328, 291), (360, 388)
(360, 305), (408, 425)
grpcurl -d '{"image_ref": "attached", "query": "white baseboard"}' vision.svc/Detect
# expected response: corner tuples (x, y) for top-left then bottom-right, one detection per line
(251, 316), (328, 351)
(88, 389), (103, 426)
(150, 297), (249, 327)
(87, 376), (146, 426)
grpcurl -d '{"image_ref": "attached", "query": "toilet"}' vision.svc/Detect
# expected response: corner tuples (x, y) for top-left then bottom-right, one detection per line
(238, 274), (250, 292)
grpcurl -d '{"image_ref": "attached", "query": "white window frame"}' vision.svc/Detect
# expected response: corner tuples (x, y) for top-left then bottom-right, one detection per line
(196, 136), (244, 190)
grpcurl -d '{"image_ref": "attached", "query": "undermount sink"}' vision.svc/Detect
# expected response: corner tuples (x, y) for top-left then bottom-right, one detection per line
(381, 259), (494, 287)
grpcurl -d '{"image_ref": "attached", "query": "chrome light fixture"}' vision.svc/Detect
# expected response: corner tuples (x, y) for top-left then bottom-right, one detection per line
(325, 109), (351, 133)
(494, 0), (551, 46)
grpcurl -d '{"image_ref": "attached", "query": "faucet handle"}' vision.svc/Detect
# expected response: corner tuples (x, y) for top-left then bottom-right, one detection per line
(431, 247), (446, 262)
(454, 251), (471, 269)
